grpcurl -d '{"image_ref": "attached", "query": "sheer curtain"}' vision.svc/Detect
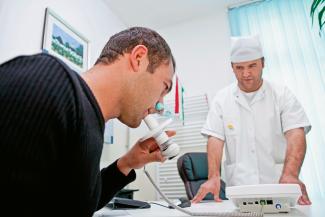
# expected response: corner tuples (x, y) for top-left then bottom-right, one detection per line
(228, 0), (325, 199)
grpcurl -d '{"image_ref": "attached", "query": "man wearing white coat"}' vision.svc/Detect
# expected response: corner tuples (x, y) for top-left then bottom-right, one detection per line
(192, 36), (311, 205)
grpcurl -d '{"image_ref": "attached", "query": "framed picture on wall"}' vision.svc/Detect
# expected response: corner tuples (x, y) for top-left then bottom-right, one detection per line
(42, 8), (89, 73)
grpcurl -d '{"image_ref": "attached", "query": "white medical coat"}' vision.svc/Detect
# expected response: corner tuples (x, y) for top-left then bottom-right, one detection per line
(201, 80), (311, 186)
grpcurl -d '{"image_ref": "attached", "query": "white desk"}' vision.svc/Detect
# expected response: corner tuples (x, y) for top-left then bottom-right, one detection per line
(94, 198), (324, 217)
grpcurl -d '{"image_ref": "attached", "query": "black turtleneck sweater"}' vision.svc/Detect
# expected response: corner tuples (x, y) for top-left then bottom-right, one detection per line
(0, 53), (135, 216)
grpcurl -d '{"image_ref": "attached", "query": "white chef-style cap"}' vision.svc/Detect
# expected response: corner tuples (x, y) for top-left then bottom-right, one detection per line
(230, 35), (263, 63)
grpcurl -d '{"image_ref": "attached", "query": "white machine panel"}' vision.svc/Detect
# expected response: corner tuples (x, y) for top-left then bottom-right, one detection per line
(226, 184), (301, 213)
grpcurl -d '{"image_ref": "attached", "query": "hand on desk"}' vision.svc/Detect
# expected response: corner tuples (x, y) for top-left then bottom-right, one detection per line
(279, 174), (311, 205)
(117, 131), (176, 176)
(191, 176), (222, 204)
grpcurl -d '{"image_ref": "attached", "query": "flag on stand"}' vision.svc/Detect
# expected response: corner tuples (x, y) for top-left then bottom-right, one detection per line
(174, 75), (185, 124)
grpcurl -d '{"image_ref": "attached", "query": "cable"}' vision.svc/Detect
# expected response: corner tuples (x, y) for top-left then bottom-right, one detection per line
(143, 167), (264, 217)
(259, 204), (263, 214)
(149, 202), (170, 208)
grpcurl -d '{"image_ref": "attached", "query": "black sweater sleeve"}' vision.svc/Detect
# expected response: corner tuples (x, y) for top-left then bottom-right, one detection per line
(97, 160), (136, 209)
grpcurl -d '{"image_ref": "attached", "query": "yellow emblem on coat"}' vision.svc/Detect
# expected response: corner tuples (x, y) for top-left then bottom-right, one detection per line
(227, 124), (234, 130)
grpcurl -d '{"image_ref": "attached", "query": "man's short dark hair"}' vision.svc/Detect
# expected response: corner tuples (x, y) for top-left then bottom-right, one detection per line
(96, 27), (175, 73)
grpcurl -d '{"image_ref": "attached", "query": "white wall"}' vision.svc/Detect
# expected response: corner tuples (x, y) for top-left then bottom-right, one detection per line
(101, 120), (130, 166)
(160, 12), (235, 101)
(0, 0), (129, 165)
(0, 0), (124, 65)
(130, 9), (236, 201)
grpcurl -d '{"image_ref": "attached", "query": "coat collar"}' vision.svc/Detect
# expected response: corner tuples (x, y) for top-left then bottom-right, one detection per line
(232, 80), (266, 110)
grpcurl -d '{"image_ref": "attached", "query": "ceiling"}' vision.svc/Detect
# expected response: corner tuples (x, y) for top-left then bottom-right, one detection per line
(103, 0), (248, 29)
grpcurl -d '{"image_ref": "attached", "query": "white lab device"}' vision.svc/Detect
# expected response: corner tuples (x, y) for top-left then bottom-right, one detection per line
(142, 115), (180, 159)
(226, 184), (302, 214)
